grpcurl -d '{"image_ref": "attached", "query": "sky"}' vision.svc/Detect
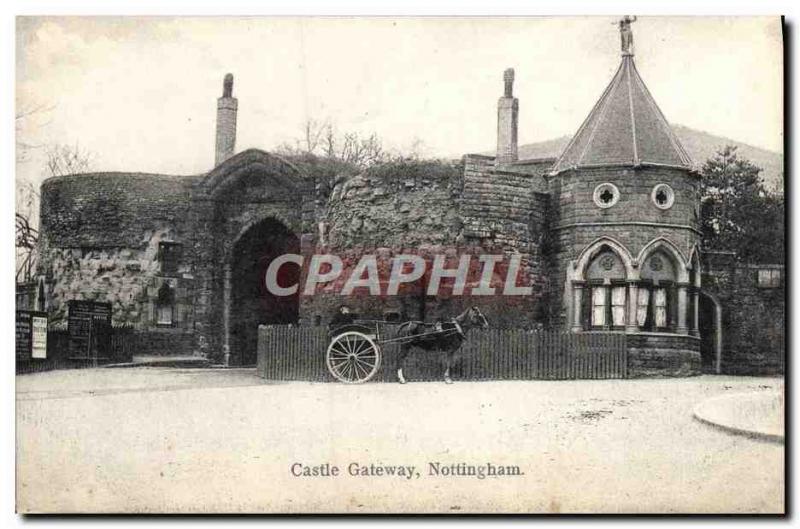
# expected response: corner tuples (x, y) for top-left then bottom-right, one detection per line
(15, 16), (783, 186)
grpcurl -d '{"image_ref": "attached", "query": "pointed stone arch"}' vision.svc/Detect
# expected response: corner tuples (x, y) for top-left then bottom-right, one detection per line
(201, 148), (306, 197)
(220, 216), (300, 366)
(687, 243), (701, 269)
(573, 236), (636, 281)
(636, 237), (690, 283)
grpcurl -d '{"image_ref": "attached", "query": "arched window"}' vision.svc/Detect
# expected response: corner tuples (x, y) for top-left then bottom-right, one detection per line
(583, 249), (627, 330)
(637, 251), (678, 331)
(156, 283), (175, 326)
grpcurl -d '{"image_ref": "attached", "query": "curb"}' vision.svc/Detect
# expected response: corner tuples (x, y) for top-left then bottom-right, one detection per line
(692, 392), (784, 444)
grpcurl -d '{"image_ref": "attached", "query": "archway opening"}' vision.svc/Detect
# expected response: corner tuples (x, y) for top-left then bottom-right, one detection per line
(698, 292), (722, 373)
(230, 218), (300, 365)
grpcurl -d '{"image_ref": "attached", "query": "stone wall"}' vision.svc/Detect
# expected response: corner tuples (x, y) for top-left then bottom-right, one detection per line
(311, 157), (553, 328)
(460, 155), (551, 325)
(131, 328), (197, 357)
(326, 160), (463, 249)
(702, 255), (785, 375)
(39, 172), (196, 248)
(38, 173), (197, 328)
(626, 333), (701, 377)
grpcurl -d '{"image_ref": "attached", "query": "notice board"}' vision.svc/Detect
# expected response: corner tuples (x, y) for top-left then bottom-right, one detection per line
(16, 311), (48, 361)
(67, 300), (112, 361)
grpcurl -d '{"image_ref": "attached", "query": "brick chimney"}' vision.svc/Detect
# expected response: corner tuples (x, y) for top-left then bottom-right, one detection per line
(215, 73), (238, 166)
(496, 68), (519, 165)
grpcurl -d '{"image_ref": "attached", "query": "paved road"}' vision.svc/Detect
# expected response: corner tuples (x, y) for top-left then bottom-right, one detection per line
(16, 369), (784, 513)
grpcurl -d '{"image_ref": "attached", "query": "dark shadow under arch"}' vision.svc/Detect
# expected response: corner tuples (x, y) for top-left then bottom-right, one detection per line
(229, 217), (300, 366)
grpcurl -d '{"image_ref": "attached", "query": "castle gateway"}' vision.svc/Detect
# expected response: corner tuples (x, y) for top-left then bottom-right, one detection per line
(34, 27), (784, 375)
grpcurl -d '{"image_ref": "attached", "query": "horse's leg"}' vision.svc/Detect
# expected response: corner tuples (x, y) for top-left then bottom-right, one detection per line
(397, 344), (408, 384)
(444, 347), (462, 384)
(443, 348), (455, 384)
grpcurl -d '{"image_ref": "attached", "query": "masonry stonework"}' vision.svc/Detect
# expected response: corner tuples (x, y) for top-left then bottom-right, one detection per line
(34, 55), (784, 374)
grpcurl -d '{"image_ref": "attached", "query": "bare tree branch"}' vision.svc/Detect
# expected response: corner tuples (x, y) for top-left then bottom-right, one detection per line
(277, 119), (389, 169)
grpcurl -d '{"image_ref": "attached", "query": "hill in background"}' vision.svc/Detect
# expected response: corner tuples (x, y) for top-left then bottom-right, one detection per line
(496, 125), (783, 192)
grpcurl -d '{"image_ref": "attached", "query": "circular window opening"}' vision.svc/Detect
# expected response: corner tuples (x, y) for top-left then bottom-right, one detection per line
(651, 184), (675, 210)
(593, 183), (620, 209)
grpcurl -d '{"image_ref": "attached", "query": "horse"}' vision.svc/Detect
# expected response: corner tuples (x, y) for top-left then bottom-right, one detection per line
(395, 306), (489, 384)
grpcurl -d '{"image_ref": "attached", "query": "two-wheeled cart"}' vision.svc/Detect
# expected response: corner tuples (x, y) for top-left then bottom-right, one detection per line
(325, 320), (462, 384)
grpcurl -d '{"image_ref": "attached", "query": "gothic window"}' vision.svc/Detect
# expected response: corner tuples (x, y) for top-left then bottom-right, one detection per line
(593, 183), (620, 209)
(651, 184), (675, 210)
(638, 251), (678, 332)
(587, 284), (627, 329)
(158, 242), (182, 276)
(156, 283), (175, 326)
(583, 249), (627, 330)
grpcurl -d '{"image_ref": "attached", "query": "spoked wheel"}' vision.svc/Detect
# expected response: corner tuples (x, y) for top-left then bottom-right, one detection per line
(326, 331), (381, 384)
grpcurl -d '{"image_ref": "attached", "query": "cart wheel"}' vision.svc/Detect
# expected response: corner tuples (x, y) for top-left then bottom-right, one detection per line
(326, 331), (381, 384)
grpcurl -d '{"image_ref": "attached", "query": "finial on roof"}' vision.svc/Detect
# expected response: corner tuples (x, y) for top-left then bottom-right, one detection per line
(503, 68), (515, 97)
(618, 16), (637, 56)
(223, 73), (234, 98)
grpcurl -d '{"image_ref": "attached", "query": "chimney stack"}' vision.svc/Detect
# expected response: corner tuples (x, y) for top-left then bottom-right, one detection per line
(496, 68), (519, 165)
(215, 73), (238, 166)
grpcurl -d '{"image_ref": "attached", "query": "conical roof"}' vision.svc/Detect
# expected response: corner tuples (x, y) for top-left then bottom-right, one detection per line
(551, 55), (692, 174)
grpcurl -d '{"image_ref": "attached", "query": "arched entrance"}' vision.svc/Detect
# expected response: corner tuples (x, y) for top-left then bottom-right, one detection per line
(229, 218), (300, 365)
(698, 292), (722, 373)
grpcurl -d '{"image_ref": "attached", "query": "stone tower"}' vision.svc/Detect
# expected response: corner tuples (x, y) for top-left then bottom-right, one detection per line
(215, 73), (238, 166)
(496, 68), (519, 164)
(548, 19), (701, 374)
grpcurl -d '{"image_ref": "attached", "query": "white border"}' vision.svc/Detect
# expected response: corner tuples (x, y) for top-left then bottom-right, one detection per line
(3, 2), (795, 526)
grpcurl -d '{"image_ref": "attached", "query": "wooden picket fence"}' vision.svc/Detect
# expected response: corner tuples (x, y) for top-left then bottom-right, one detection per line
(258, 326), (627, 382)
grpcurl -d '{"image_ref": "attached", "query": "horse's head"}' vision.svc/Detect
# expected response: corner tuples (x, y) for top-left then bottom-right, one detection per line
(468, 306), (489, 328)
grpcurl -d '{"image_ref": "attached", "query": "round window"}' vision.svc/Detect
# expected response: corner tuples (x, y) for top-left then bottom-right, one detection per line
(593, 183), (620, 209)
(651, 184), (675, 210)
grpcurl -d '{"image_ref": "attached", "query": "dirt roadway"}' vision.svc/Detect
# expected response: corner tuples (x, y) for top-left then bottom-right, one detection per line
(16, 369), (784, 513)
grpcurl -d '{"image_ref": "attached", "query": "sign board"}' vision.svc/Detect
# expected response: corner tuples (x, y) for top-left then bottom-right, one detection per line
(67, 300), (112, 361)
(31, 315), (48, 359)
(16, 311), (48, 361)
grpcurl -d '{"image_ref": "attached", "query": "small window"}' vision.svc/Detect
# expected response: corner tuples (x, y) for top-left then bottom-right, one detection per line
(593, 183), (620, 209)
(155, 283), (175, 326)
(651, 184), (675, 210)
(157, 304), (173, 325)
(758, 269), (782, 288)
(158, 242), (182, 276)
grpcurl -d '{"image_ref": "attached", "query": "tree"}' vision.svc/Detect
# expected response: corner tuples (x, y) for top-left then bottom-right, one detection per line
(15, 101), (53, 164)
(15, 143), (93, 282)
(700, 145), (784, 263)
(278, 119), (389, 169)
(44, 142), (93, 177)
